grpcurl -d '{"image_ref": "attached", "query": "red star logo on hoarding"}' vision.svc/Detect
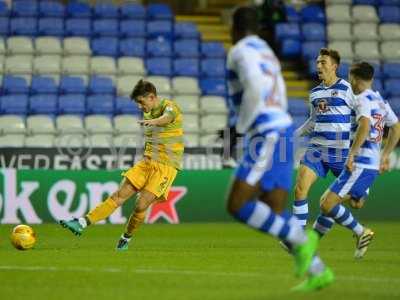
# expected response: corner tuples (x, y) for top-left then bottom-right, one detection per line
(145, 187), (187, 224)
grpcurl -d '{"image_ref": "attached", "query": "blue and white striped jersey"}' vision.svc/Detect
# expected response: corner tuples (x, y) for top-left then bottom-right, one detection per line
(226, 35), (292, 134)
(352, 89), (399, 170)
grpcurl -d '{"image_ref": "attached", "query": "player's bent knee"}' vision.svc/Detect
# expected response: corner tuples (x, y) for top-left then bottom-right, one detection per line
(350, 198), (364, 209)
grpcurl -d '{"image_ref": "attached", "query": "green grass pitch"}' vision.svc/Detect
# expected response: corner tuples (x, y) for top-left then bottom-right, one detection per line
(0, 222), (399, 300)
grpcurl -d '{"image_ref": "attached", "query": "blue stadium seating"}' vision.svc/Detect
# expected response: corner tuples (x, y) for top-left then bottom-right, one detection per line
(354, 0), (379, 5)
(146, 58), (172, 76)
(0, 17), (8, 35)
(275, 23), (301, 41)
(174, 22), (200, 39)
(302, 41), (325, 60)
(120, 20), (146, 37)
(39, 1), (65, 17)
(302, 23), (326, 41)
(58, 94), (86, 115)
(338, 62), (351, 79)
(281, 39), (301, 58)
(372, 79), (384, 94)
(379, 6), (400, 23)
(300, 5), (325, 23)
(120, 38), (145, 57)
(115, 96), (141, 115)
(147, 20), (173, 39)
(201, 42), (225, 58)
(92, 37), (119, 57)
(87, 95), (114, 115)
(285, 5), (300, 22)
(173, 58), (199, 77)
(120, 3), (145, 19)
(147, 4), (173, 20)
(93, 19), (119, 37)
(88, 77), (115, 95)
(385, 79), (400, 96)
(200, 79), (227, 96)
(29, 94), (58, 115)
(12, 0), (37, 17)
(10, 17), (37, 36)
(0, 1), (9, 17)
(59, 76), (87, 94)
(31, 76), (58, 94)
(288, 99), (309, 116)
(308, 59), (318, 77)
(371, 62), (382, 79)
(383, 63), (400, 78)
(38, 17), (64, 37)
(66, 2), (91, 18)
(380, 0), (400, 5)
(174, 39), (200, 58)
(1, 95), (29, 115)
(201, 58), (225, 78)
(147, 38), (172, 57)
(389, 98), (400, 115)
(2, 76), (29, 94)
(93, 3), (119, 19)
(65, 18), (91, 36)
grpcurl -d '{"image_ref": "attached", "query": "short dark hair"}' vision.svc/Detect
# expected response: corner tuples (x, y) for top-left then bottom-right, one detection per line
(130, 79), (157, 101)
(232, 6), (258, 34)
(319, 48), (341, 65)
(350, 61), (374, 81)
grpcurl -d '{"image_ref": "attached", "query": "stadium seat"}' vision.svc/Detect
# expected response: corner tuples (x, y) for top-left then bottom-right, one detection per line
(288, 99), (309, 116)
(88, 76), (115, 95)
(354, 41), (380, 60)
(90, 56), (117, 76)
(326, 5), (352, 22)
(25, 134), (55, 148)
(337, 61), (351, 79)
(1, 94), (28, 114)
(0, 17), (9, 36)
(0, 115), (26, 134)
(85, 115), (113, 134)
(370, 62), (382, 79)
(147, 20), (173, 39)
(0, 134), (25, 147)
(119, 38), (145, 57)
(352, 23), (378, 41)
(6, 36), (33, 55)
(302, 41), (326, 60)
(174, 95), (199, 114)
(29, 94), (58, 115)
(2, 75), (29, 94)
(64, 37), (91, 56)
(275, 23), (301, 41)
(380, 0), (400, 4)
(173, 58), (199, 77)
(301, 23), (326, 41)
(31, 76), (58, 94)
(352, 5), (379, 23)
(56, 115), (85, 133)
(184, 134), (200, 147)
(379, 24), (400, 41)
(55, 133), (85, 147)
(93, 3), (119, 19)
(39, 1), (65, 18)
(114, 114), (141, 134)
(66, 2), (91, 18)
(201, 58), (225, 78)
(381, 41), (400, 60)
(117, 57), (145, 76)
(58, 94), (86, 115)
(146, 58), (172, 76)
(378, 6), (400, 23)
(146, 76), (171, 95)
(174, 39), (200, 58)
(383, 63), (400, 78)
(385, 79), (400, 97)
(38, 17), (64, 36)
(87, 134), (113, 148)
(285, 5), (300, 23)
(300, 4), (326, 23)
(91, 37), (119, 57)
(33, 55), (61, 75)
(147, 4), (173, 20)
(201, 115), (227, 132)
(65, 18), (91, 37)
(201, 42), (225, 58)
(116, 75), (142, 96)
(120, 3), (145, 19)
(0, 1), (9, 17)
(26, 115), (55, 134)
(353, 0), (379, 4)
(12, 0), (37, 17)
(172, 77), (200, 95)
(115, 96), (141, 115)
(372, 79), (384, 94)
(200, 133), (223, 147)
(62, 56), (90, 75)
(147, 38), (172, 57)
(86, 95), (114, 115)
(114, 134), (143, 147)
(5, 55), (33, 75)
(59, 76), (86, 94)
(92, 19), (119, 37)
(10, 17), (37, 36)
(183, 114), (199, 132)
(174, 22), (200, 39)
(200, 96), (227, 114)
(120, 20), (146, 38)
(200, 78), (227, 96)
(35, 37), (62, 55)
(328, 41), (353, 60)
(281, 39), (301, 58)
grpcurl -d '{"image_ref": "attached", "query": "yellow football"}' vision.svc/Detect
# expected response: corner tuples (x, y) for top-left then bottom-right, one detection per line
(10, 225), (36, 250)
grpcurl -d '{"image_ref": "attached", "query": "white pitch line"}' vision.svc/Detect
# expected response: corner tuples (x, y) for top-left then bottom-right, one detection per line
(0, 265), (400, 284)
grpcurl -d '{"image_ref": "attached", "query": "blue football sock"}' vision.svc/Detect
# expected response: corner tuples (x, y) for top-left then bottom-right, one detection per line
(326, 204), (363, 236)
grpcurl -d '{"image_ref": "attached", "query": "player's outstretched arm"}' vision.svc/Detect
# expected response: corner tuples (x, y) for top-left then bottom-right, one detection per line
(138, 113), (174, 127)
(380, 122), (400, 173)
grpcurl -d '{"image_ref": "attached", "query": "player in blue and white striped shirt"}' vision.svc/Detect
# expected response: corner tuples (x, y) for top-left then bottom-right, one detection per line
(315, 62), (400, 258)
(293, 48), (358, 228)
